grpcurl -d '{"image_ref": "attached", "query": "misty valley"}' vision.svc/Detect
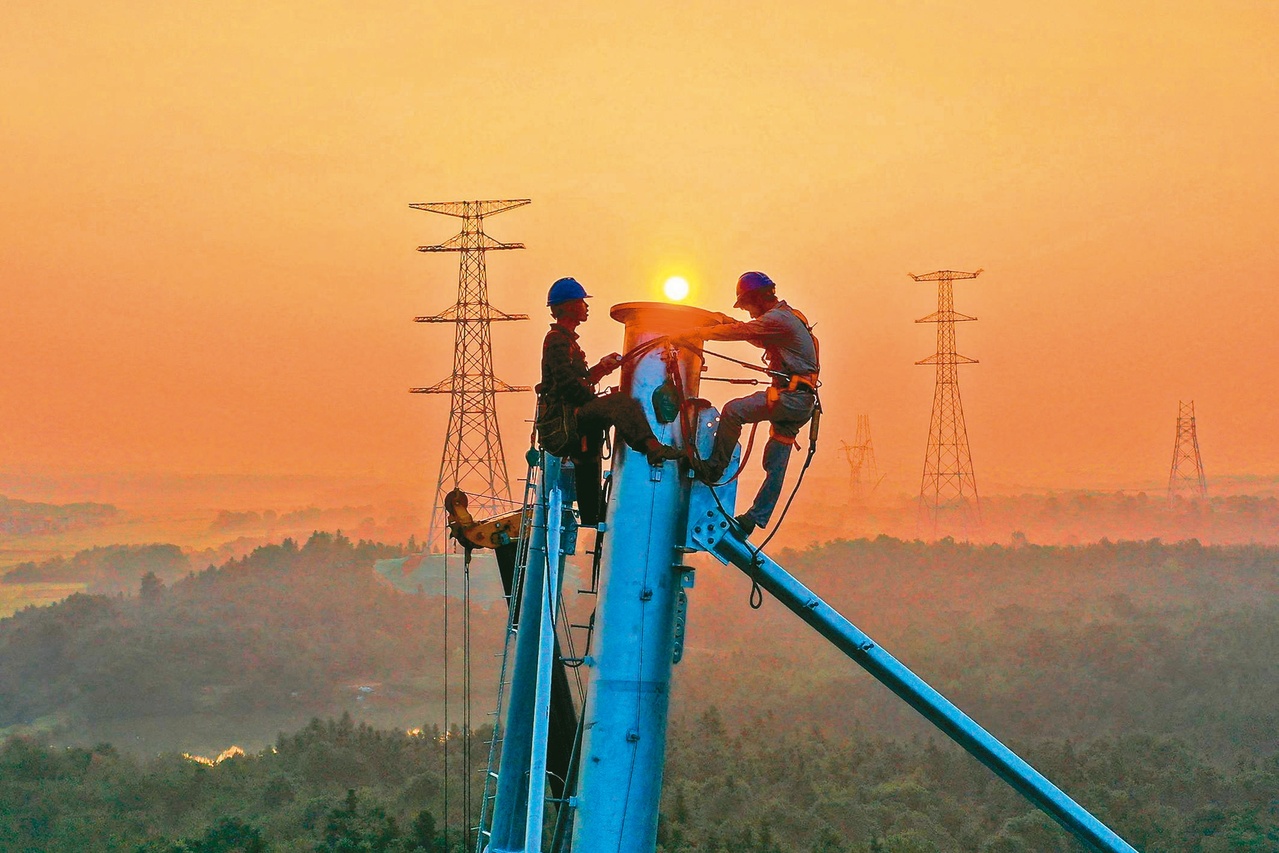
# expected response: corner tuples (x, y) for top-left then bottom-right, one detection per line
(0, 518), (1275, 851)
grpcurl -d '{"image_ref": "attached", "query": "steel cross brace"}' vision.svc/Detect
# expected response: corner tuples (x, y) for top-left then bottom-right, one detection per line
(688, 516), (1138, 853)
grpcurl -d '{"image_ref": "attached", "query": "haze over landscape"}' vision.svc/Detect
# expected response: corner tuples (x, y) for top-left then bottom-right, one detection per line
(4, 1), (1278, 513)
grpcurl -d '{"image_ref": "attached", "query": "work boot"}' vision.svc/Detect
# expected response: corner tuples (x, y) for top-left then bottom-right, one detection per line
(644, 439), (683, 466)
(734, 513), (758, 537)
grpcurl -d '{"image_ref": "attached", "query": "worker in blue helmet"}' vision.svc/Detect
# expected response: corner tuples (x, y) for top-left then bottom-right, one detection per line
(673, 271), (820, 538)
(537, 277), (682, 526)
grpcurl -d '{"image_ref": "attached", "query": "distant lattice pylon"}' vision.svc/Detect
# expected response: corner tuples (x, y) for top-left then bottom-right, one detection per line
(911, 269), (983, 539)
(840, 414), (882, 504)
(1167, 400), (1207, 503)
(410, 199), (531, 552)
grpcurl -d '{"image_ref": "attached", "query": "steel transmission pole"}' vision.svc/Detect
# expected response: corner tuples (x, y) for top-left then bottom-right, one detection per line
(841, 414), (881, 504)
(912, 269), (983, 539)
(1167, 400), (1208, 504)
(410, 199), (531, 552)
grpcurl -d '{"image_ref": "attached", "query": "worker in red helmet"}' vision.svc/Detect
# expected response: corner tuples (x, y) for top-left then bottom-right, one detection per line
(538, 277), (682, 526)
(674, 271), (819, 537)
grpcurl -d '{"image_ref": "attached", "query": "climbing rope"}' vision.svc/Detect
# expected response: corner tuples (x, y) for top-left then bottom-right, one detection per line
(662, 338), (823, 607)
(441, 544), (451, 847)
(439, 537), (477, 851)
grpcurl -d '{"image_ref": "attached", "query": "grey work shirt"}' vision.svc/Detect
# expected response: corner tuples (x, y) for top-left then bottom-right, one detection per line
(702, 300), (819, 383)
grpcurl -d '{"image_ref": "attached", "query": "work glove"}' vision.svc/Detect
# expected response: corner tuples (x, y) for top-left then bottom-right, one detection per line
(595, 352), (623, 374)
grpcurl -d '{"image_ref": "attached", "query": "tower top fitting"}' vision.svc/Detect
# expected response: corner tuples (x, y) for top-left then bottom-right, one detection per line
(908, 268), (984, 282)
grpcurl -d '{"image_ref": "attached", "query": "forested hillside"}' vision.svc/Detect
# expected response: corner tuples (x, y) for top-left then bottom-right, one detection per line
(785, 492), (1279, 548)
(0, 533), (497, 733)
(0, 715), (458, 852)
(2, 544), (190, 595)
(0, 534), (1276, 850)
(660, 711), (1278, 852)
(673, 537), (1279, 757)
(1, 714), (1274, 851)
(0, 495), (118, 536)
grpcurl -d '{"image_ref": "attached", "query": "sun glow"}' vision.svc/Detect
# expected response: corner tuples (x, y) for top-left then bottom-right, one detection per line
(182, 745), (245, 766)
(663, 276), (690, 301)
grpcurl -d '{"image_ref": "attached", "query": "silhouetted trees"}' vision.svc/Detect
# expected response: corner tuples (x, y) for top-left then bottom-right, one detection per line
(657, 711), (1279, 851)
(0, 495), (117, 536)
(4, 713), (1273, 851)
(675, 536), (1279, 757)
(2, 543), (188, 595)
(0, 717), (466, 852)
(0, 533), (457, 728)
(2, 534), (1277, 850)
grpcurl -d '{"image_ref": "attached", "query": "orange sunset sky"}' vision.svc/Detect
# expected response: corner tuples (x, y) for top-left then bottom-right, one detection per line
(3, 2), (1277, 508)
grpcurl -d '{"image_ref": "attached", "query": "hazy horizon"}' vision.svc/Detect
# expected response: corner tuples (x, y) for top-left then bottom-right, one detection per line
(4, 2), (1278, 511)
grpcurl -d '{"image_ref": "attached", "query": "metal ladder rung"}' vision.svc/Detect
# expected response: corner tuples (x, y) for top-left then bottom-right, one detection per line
(475, 445), (543, 849)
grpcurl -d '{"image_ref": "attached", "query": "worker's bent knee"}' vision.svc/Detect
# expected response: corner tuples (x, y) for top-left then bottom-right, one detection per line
(721, 400), (751, 425)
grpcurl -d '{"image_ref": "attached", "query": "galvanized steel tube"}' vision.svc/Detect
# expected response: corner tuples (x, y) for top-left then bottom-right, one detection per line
(710, 532), (1138, 853)
(487, 457), (559, 853)
(570, 303), (718, 853)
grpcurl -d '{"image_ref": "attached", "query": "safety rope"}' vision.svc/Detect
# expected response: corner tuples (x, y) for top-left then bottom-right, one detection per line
(657, 344), (759, 488)
(757, 399), (821, 554)
(697, 345), (790, 381)
(441, 542), (450, 847)
(462, 547), (473, 849)
(440, 537), (477, 851)
(663, 338), (822, 608)
(718, 422), (757, 487)
(617, 335), (669, 365)
(626, 333), (788, 379)
(701, 376), (765, 385)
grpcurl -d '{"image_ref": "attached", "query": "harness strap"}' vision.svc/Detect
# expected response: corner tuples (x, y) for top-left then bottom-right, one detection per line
(779, 303), (821, 376)
(786, 373), (819, 393)
(768, 429), (798, 447)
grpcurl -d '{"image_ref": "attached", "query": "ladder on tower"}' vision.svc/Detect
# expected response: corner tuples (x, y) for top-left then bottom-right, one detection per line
(562, 465), (610, 672)
(474, 449), (602, 853)
(475, 450), (542, 850)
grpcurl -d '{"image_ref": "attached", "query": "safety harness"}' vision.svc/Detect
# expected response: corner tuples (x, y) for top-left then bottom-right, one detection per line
(656, 306), (823, 607)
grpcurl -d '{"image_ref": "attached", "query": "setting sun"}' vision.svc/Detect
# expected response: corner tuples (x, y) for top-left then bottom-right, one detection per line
(663, 276), (690, 301)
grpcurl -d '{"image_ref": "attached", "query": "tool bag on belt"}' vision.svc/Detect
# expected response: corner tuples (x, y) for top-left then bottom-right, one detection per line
(765, 372), (820, 409)
(535, 391), (578, 458)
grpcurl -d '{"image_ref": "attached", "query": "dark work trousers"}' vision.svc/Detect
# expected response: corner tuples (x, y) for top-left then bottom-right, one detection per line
(570, 391), (660, 526)
(709, 387), (815, 527)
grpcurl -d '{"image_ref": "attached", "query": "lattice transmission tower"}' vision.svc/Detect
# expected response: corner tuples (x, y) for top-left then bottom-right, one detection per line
(410, 199), (531, 552)
(1167, 400), (1207, 503)
(912, 269), (983, 538)
(840, 414), (882, 504)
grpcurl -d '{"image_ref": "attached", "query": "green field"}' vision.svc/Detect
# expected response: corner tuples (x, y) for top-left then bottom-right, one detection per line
(0, 582), (85, 618)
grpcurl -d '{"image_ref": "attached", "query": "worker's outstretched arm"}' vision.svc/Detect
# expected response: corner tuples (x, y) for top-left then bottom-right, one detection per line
(677, 313), (788, 347)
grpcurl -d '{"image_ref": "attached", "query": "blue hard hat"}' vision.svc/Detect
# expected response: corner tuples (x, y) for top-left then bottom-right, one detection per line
(547, 276), (591, 306)
(734, 271), (775, 307)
